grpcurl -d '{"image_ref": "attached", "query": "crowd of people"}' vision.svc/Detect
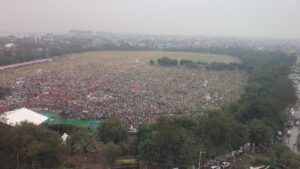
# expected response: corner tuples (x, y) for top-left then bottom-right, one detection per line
(0, 55), (247, 125)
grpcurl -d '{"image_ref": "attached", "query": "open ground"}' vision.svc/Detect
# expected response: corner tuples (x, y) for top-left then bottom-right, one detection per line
(0, 51), (246, 125)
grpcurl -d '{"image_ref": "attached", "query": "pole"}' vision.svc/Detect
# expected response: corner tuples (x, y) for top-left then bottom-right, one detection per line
(198, 151), (202, 169)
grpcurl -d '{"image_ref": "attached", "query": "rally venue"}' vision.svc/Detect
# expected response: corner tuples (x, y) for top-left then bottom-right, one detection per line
(0, 51), (246, 126)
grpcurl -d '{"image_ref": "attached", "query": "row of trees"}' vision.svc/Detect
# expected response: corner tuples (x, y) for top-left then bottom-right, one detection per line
(156, 57), (178, 66)
(229, 51), (297, 131)
(0, 119), (132, 169)
(0, 122), (67, 169)
(0, 116), (226, 168)
(67, 114), (300, 169)
(61, 115), (248, 168)
(152, 57), (244, 70)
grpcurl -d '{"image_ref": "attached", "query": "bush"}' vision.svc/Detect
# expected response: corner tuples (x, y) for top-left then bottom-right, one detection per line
(150, 59), (155, 65)
(179, 59), (193, 65)
(97, 118), (128, 144)
(68, 128), (100, 153)
(102, 142), (122, 164)
(157, 57), (178, 66)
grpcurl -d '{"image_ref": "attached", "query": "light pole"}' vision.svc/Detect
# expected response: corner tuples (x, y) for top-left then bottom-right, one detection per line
(198, 151), (205, 169)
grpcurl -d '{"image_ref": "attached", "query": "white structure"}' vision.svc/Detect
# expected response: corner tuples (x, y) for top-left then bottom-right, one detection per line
(0, 107), (48, 126)
(4, 43), (15, 48)
(61, 133), (70, 143)
(129, 125), (137, 134)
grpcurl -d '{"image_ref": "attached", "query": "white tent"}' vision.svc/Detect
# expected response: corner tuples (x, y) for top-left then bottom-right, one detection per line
(0, 107), (48, 126)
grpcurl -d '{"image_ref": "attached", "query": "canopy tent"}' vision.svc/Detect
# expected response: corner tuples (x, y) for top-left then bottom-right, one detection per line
(45, 118), (100, 132)
(42, 112), (59, 119)
(0, 107), (48, 126)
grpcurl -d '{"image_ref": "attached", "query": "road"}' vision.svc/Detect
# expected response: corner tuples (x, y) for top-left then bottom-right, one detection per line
(285, 64), (300, 154)
(284, 124), (299, 154)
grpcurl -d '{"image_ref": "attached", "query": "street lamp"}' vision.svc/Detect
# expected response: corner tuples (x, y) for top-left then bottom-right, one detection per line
(198, 151), (206, 169)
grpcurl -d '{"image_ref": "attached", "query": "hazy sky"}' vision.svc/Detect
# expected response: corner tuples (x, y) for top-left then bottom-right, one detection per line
(1, 0), (300, 39)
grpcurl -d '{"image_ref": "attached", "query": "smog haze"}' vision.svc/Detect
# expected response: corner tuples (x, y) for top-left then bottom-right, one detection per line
(1, 0), (300, 39)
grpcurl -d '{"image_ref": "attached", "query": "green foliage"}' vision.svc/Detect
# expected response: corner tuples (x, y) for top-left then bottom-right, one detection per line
(101, 142), (122, 164)
(228, 50), (297, 142)
(68, 128), (100, 153)
(195, 110), (249, 153)
(179, 59), (193, 65)
(138, 116), (201, 167)
(156, 57), (244, 70)
(249, 119), (273, 146)
(269, 144), (300, 169)
(150, 59), (155, 65)
(0, 122), (68, 169)
(120, 135), (137, 155)
(157, 57), (178, 66)
(97, 118), (128, 144)
(206, 62), (241, 70)
(174, 116), (197, 134)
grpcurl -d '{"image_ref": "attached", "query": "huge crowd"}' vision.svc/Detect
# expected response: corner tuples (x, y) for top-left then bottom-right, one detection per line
(0, 58), (247, 125)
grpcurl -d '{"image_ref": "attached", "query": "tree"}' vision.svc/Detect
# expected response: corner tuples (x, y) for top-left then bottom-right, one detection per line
(200, 111), (249, 153)
(174, 116), (197, 134)
(149, 59), (155, 65)
(68, 128), (100, 153)
(0, 122), (68, 169)
(157, 57), (178, 66)
(138, 116), (199, 168)
(0, 123), (14, 168)
(230, 121), (250, 150)
(192, 109), (250, 155)
(249, 119), (273, 147)
(101, 141), (122, 164)
(97, 118), (128, 144)
(179, 59), (193, 65)
(270, 144), (300, 169)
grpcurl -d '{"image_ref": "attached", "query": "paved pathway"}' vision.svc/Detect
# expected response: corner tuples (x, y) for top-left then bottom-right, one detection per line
(285, 64), (300, 154)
